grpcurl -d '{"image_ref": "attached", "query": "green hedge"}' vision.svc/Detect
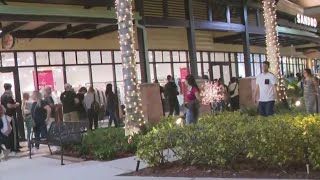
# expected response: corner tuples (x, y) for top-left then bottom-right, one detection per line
(136, 112), (320, 170)
(64, 128), (140, 161)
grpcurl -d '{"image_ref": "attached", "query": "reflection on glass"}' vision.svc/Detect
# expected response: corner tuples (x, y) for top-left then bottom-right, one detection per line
(212, 66), (220, 80)
(203, 63), (209, 77)
(156, 63), (171, 81)
(202, 52), (209, 62)
(163, 51), (171, 62)
(215, 53), (224, 62)
(92, 65), (113, 90)
(173, 63), (187, 79)
(155, 51), (162, 62)
(77, 51), (88, 64)
(90, 51), (101, 64)
(238, 63), (245, 78)
(65, 52), (76, 64)
(50, 52), (63, 65)
(114, 51), (121, 63)
(102, 51), (112, 63)
(18, 52), (34, 66)
(210, 52), (215, 62)
(180, 51), (187, 62)
(197, 63), (202, 76)
(223, 65), (230, 83)
(66, 66), (90, 91)
(1, 53), (15, 67)
(36, 52), (49, 65)
(172, 51), (179, 62)
(18, 67), (35, 97)
(231, 63), (236, 77)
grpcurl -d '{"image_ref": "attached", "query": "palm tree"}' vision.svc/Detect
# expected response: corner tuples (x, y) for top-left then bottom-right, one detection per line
(115, 0), (144, 136)
(261, 0), (287, 104)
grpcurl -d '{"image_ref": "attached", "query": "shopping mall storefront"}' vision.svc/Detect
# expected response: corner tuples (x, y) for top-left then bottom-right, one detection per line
(0, 0), (318, 138)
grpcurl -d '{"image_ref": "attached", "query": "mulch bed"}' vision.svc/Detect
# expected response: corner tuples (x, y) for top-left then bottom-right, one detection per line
(124, 162), (320, 179)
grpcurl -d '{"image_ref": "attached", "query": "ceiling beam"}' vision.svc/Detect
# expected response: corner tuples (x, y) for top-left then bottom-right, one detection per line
(63, 24), (97, 38)
(6, 0), (114, 7)
(34, 23), (65, 36)
(2, 22), (28, 34)
(86, 25), (118, 39)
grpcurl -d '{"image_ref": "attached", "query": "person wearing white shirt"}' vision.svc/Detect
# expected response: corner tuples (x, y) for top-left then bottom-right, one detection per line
(255, 61), (278, 116)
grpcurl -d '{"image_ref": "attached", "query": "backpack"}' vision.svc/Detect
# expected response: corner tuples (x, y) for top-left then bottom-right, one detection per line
(91, 93), (100, 113)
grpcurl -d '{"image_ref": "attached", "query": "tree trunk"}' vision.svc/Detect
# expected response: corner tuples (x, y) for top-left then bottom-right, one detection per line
(115, 0), (144, 135)
(262, 0), (287, 104)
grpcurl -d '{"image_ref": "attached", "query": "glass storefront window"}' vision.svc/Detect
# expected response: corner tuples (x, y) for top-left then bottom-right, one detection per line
(115, 64), (124, 103)
(92, 65), (113, 90)
(66, 66), (90, 91)
(102, 51), (112, 63)
(203, 63), (209, 78)
(65, 52), (76, 64)
(90, 51), (101, 64)
(36, 52), (49, 66)
(202, 52), (209, 62)
(224, 53), (229, 62)
(197, 63), (202, 76)
(172, 51), (179, 62)
(135, 51), (140, 63)
(149, 63), (155, 82)
(50, 52), (63, 65)
(173, 63), (187, 79)
(163, 51), (170, 62)
(18, 67), (35, 95)
(238, 63), (245, 78)
(17, 52), (34, 66)
(114, 51), (122, 63)
(37, 66), (64, 103)
(149, 51), (154, 62)
(196, 52), (201, 63)
(1, 52), (15, 67)
(210, 52), (215, 62)
(156, 63), (171, 81)
(180, 51), (187, 62)
(231, 63), (236, 77)
(77, 51), (88, 64)
(155, 51), (162, 62)
(215, 53), (224, 62)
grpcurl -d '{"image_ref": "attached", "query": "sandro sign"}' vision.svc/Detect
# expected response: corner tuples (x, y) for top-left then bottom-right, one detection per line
(296, 14), (318, 28)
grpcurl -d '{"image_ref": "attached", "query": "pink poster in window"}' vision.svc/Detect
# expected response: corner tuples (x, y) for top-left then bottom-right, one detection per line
(33, 70), (55, 91)
(180, 67), (188, 100)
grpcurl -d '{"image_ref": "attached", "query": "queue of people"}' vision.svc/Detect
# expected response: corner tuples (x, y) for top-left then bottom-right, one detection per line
(0, 82), (121, 159)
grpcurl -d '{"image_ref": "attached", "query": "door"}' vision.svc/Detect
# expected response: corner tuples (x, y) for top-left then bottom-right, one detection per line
(0, 67), (25, 140)
(209, 62), (231, 84)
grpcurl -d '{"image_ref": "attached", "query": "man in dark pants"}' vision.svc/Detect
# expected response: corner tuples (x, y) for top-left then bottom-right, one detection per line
(1, 83), (20, 152)
(255, 61), (278, 116)
(164, 75), (180, 116)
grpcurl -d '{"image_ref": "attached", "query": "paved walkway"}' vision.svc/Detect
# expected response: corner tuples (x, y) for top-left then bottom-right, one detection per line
(0, 147), (309, 180)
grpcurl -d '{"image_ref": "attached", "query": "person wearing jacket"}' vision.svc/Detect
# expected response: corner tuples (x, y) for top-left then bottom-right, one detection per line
(105, 84), (119, 128)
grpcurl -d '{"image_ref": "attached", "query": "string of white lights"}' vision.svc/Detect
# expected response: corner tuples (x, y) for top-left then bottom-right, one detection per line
(262, 0), (287, 101)
(115, 0), (145, 136)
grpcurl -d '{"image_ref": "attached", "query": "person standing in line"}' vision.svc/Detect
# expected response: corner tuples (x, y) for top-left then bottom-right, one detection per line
(84, 87), (100, 130)
(228, 77), (239, 111)
(60, 83), (79, 122)
(22, 93), (33, 150)
(105, 84), (119, 128)
(303, 69), (319, 113)
(31, 91), (51, 153)
(255, 61), (278, 117)
(43, 86), (55, 130)
(164, 75), (180, 116)
(0, 105), (10, 159)
(185, 75), (201, 124)
(76, 87), (88, 121)
(1, 83), (20, 152)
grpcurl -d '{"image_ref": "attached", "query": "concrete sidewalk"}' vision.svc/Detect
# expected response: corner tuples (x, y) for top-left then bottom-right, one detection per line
(0, 153), (310, 180)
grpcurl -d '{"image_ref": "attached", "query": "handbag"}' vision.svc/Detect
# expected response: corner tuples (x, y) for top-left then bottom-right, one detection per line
(1, 115), (12, 136)
(229, 83), (238, 96)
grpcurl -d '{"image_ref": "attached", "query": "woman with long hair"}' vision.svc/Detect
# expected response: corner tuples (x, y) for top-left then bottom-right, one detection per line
(31, 91), (51, 152)
(303, 69), (319, 113)
(84, 87), (99, 130)
(22, 92), (33, 149)
(105, 84), (119, 127)
(185, 75), (201, 124)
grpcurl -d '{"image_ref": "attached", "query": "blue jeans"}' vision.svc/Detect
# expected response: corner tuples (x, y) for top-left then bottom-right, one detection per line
(258, 101), (275, 117)
(107, 109), (118, 127)
(186, 108), (199, 124)
(34, 123), (47, 148)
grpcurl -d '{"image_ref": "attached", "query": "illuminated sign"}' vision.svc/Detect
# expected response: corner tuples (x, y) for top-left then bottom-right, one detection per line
(296, 14), (317, 28)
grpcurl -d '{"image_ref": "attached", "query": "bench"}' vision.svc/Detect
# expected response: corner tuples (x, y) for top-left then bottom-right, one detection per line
(29, 121), (89, 165)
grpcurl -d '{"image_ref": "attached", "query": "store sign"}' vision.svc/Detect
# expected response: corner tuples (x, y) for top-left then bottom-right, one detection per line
(33, 70), (55, 91)
(296, 14), (318, 28)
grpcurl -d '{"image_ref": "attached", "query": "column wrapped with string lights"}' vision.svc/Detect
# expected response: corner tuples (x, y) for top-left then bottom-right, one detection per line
(262, 0), (287, 102)
(115, 0), (145, 136)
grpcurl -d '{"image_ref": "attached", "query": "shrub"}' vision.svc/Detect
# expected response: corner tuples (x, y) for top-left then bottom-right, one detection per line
(136, 112), (320, 170)
(65, 128), (140, 161)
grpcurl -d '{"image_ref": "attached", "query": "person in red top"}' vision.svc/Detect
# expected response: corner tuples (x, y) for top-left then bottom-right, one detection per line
(185, 75), (201, 124)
